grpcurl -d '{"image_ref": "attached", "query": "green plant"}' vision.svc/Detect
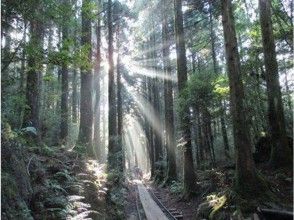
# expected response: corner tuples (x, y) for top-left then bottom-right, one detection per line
(170, 181), (183, 194)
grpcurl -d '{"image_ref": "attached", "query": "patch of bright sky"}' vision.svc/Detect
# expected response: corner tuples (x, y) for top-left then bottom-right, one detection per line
(120, 0), (135, 8)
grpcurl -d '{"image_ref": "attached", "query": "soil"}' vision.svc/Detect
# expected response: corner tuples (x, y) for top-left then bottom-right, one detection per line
(146, 181), (201, 220)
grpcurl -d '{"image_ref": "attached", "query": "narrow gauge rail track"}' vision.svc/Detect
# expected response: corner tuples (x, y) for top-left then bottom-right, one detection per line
(147, 187), (183, 220)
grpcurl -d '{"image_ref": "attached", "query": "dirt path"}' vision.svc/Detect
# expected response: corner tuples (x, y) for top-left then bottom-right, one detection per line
(136, 180), (169, 220)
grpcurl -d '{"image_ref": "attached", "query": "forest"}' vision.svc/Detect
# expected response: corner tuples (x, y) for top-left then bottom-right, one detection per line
(1, 0), (293, 219)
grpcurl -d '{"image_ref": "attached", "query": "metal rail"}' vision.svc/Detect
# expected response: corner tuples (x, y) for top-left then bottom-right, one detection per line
(147, 187), (183, 220)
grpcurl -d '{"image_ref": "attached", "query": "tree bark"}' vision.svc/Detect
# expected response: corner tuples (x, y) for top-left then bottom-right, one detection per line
(72, 68), (78, 123)
(174, 0), (197, 196)
(151, 33), (163, 170)
(78, 0), (93, 155)
(94, 4), (102, 160)
(220, 102), (230, 159)
(208, 1), (230, 160)
(147, 71), (155, 177)
(107, 0), (119, 170)
(221, 0), (262, 196)
(162, 0), (177, 182)
(72, 26), (79, 124)
(259, 0), (292, 168)
(60, 4), (70, 142)
(19, 21), (27, 129)
(116, 24), (123, 172)
(25, 11), (44, 143)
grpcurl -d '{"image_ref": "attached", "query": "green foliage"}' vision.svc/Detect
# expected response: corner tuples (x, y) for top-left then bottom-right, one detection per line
(170, 180), (184, 194)
(48, 38), (74, 66)
(25, 42), (44, 71)
(107, 178), (126, 219)
(213, 75), (230, 99)
(43, 73), (55, 82)
(2, 94), (26, 128)
(74, 144), (87, 155)
(43, 181), (68, 201)
(42, 144), (56, 156)
(177, 70), (228, 120)
(41, 106), (61, 145)
(73, 44), (93, 71)
(67, 122), (79, 148)
(188, 71), (216, 105)
(207, 194), (227, 219)
(2, 123), (17, 141)
(81, 0), (97, 20)
(54, 169), (74, 183)
(107, 169), (124, 186)
(1, 172), (18, 198)
(154, 160), (166, 183)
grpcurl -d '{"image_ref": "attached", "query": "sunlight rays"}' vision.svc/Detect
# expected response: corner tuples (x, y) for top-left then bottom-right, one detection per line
(121, 56), (177, 82)
(123, 114), (149, 174)
(121, 78), (166, 144)
(134, 39), (175, 58)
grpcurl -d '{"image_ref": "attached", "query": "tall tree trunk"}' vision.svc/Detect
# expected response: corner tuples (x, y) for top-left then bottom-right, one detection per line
(72, 68), (78, 123)
(145, 40), (156, 178)
(20, 22), (27, 93)
(151, 34), (163, 169)
(203, 108), (215, 167)
(72, 26), (79, 124)
(55, 66), (62, 115)
(220, 102), (230, 159)
(1, 15), (12, 94)
(25, 14), (44, 143)
(147, 74), (155, 177)
(78, 0), (93, 155)
(19, 21), (27, 129)
(107, 0), (120, 170)
(283, 63), (292, 110)
(221, 0), (262, 195)
(60, 4), (70, 142)
(101, 94), (107, 162)
(116, 24), (123, 172)
(259, 0), (292, 168)
(174, 0), (197, 196)
(193, 106), (202, 166)
(162, 0), (177, 182)
(208, 1), (230, 159)
(94, 4), (102, 160)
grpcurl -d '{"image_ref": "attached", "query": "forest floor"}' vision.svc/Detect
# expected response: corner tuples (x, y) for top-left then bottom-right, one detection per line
(148, 182), (200, 219)
(2, 137), (292, 220)
(146, 163), (293, 220)
(2, 138), (117, 219)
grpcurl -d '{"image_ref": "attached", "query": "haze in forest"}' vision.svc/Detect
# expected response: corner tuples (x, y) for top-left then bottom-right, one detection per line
(1, 0), (293, 219)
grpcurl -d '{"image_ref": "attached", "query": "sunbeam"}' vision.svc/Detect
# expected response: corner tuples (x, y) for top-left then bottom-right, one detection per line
(121, 56), (177, 82)
(123, 114), (149, 174)
(121, 78), (166, 144)
(133, 39), (175, 57)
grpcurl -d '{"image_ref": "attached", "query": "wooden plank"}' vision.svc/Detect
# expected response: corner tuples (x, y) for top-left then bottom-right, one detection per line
(137, 182), (169, 220)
